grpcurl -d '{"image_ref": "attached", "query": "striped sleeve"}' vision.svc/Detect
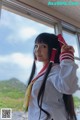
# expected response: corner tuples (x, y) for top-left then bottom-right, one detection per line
(60, 51), (74, 62)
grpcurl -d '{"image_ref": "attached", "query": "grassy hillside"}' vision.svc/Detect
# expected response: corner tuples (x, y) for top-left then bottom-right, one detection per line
(0, 78), (80, 111)
(74, 97), (80, 108)
(0, 78), (26, 111)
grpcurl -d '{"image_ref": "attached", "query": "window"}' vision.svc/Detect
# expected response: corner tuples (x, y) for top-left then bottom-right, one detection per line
(0, 0), (80, 119)
(63, 30), (79, 57)
(0, 9), (55, 119)
(63, 29), (80, 115)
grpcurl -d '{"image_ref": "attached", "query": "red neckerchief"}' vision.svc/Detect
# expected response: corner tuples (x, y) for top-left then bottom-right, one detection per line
(31, 63), (49, 84)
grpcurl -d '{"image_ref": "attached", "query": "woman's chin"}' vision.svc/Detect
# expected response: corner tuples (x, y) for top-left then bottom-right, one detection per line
(37, 58), (43, 62)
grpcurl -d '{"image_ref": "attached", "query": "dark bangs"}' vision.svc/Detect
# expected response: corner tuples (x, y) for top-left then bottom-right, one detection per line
(35, 33), (59, 49)
(35, 33), (51, 45)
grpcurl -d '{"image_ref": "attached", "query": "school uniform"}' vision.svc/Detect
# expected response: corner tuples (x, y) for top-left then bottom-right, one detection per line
(28, 59), (79, 120)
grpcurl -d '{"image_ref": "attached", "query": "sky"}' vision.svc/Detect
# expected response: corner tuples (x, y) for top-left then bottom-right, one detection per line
(0, 9), (54, 84)
(0, 9), (80, 97)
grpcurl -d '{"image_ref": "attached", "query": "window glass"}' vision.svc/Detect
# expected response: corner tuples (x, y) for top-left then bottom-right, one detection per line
(0, 9), (54, 118)
(0, 9), (54, 83)
(74, 60), (80, 119)
(63, 30), (80, 119)
(63, 30), (79, 57)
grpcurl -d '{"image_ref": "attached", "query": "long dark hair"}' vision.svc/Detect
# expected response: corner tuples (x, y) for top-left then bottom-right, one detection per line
(28, 33), (77, 120)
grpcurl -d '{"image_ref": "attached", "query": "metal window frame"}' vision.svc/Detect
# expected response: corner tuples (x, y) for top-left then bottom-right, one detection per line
(1, 0), (58, 28)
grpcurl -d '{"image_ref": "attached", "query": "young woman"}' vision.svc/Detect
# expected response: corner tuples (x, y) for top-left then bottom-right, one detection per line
(24, 33), (80, 120)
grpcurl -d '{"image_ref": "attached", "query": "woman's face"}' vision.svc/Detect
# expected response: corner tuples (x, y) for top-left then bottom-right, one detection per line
(34, 43), (49, 65)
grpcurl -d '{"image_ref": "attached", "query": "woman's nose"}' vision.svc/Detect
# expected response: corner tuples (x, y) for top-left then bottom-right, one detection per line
(36, 46), (41, 51)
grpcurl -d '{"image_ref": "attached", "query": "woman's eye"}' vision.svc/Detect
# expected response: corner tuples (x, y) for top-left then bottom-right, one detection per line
(35, 45), (38, 48)
(34, 44), (47, 49)
(42, 45), (47, 48)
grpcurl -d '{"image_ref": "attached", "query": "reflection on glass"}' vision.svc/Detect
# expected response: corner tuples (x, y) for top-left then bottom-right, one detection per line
(63, 30), (79, 57)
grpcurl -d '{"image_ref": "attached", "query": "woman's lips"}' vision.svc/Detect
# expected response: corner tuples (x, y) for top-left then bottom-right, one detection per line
(37, 56), (42, 57)
(37, 55), (42, 58)
(37, 54), (42, 57)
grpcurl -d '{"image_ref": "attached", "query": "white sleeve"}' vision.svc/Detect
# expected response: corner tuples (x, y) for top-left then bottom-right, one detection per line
(50, 59), (79, 94)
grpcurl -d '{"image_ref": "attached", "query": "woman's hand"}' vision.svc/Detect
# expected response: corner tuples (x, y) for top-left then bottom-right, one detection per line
(61, 45), (75, 53)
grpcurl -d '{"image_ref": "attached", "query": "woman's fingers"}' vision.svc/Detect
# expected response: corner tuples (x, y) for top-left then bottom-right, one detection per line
(61, 45), (75, 53)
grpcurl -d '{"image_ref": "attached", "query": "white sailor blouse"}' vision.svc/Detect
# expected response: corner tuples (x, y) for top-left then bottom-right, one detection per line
(28, 52), (79, 120)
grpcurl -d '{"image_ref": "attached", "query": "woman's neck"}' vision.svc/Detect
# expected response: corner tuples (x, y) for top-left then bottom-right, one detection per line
(42, 61), (49, 67)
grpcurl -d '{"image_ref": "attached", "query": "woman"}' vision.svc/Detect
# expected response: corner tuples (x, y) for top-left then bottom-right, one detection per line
(24, 33), (79, 120)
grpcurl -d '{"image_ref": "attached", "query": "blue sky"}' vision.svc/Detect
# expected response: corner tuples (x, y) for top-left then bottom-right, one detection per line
(0, 9), (80, 97)
(0, 9), (54, 84)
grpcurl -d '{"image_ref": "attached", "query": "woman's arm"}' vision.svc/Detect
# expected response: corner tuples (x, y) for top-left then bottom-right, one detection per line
(50, 45), (79, 94)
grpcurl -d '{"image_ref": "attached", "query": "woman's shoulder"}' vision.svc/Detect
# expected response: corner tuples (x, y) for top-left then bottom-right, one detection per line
(49, 63), (60, 76)
(52, 63), (60, 70)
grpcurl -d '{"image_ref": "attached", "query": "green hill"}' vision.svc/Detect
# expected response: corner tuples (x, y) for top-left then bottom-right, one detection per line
(74, 96), (80, 108)
(0, 78), (26, 93)
(0, 78), (80, 110)
(0, 78), (27, 111)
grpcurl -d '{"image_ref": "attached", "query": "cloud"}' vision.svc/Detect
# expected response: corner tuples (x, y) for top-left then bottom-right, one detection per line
(0, 53), (33, 69)
(0, 53), (34, 83)
(1, 9), (38, 43)
(18, 27), (37, 40)
(0, 53), (43, 84)
(6, 27), (38, 43)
